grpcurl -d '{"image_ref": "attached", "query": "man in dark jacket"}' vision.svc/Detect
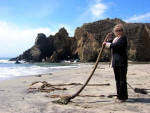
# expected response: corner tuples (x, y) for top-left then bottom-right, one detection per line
(103, 24), (128, 102)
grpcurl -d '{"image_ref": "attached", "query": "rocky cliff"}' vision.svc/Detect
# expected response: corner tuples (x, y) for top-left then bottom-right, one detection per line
(10, 18), (150, 62)
(75, 18), (150, 62)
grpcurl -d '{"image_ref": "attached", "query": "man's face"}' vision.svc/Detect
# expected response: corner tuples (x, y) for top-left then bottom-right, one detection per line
(114, 27), (123, 37)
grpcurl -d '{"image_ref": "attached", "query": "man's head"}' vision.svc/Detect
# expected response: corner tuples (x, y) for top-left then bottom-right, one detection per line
(113, 24), (124, 37)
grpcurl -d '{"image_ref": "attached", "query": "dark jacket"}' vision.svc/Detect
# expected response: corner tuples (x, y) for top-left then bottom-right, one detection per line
(110, 36), (128, 67)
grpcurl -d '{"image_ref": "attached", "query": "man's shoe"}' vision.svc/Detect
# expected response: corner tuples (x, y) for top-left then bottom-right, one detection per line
(115, 98), (126, 103)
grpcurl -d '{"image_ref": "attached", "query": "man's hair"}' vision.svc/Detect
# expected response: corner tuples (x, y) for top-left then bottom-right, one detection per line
(113, 24), (124, 33)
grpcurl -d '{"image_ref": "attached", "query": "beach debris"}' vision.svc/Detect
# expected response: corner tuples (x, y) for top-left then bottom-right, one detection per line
(28, 81), (110, 93)
(45, 83), (110, 86)
(52, 96), (71, 105)
(0, 90), (5, 91)
(29, 81), (44, 89)
(107, 94), (117, 98)
(134, 88), (148, 94)
(28, 81), (110, 91)
(51, 94), (107, 104)
(49, 94), (105, 98)
(35, 73), (52, 77)
(35, 74), (42, 77)
(82, 105), (92, 109)
(127, 82), (148, 95)
(28, 81), (67, 93)
(51, 94), (106, 105)
(28, 81), (111, 104)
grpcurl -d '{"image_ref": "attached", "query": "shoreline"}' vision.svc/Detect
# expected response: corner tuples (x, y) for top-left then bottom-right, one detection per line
(0, 61), (81, 82)
(0, 62), (150, 113)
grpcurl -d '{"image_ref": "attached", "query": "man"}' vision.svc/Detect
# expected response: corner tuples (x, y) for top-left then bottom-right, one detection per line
(103, 24), (128, 102)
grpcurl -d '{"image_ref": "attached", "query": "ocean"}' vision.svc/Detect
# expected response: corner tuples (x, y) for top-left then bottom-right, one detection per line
(0, 58), (79, 81)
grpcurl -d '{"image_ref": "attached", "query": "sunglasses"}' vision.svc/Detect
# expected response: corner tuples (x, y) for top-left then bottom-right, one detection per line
(115, 29), (122, 32)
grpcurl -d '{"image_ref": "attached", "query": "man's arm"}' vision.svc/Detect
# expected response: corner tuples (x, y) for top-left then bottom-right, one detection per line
(105, 36), (127, 49)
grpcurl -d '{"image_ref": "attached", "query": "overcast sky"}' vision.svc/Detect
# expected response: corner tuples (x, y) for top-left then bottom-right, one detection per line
(0, 0), (150, 58)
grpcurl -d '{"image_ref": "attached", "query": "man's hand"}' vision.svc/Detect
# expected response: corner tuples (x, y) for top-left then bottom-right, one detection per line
(106, 32), (113, 41)
(102, 42), (106, 46)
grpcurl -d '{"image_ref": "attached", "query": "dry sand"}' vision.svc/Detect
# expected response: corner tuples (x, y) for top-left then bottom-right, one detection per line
(0, 62), (150, 113)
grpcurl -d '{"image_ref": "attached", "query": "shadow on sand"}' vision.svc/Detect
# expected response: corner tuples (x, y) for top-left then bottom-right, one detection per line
(127, 97), (150, 103)
(70, 96), (150, 104)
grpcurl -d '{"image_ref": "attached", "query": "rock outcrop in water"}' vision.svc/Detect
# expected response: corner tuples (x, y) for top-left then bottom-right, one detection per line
(10, 18), (150, 62)
(11, 28), (78, 62)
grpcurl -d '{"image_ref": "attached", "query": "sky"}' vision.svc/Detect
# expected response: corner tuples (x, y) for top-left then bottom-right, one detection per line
(0, 0), (150, 58)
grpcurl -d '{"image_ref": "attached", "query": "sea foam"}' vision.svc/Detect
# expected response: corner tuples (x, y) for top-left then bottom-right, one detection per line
(0, 59), (78, 80)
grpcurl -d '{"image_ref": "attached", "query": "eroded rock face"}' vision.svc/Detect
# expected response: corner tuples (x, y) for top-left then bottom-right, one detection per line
(47, 28), (77, 62)
(74, 18), (150, 62)
(124, 23), (150, 61)
(10, 18), (150, 62)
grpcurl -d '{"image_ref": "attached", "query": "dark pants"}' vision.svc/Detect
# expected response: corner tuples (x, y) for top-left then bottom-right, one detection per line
(113, 66), (128, 100)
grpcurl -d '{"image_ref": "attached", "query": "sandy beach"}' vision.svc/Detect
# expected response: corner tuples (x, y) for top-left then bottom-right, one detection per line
(0, 62), (150, 113)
